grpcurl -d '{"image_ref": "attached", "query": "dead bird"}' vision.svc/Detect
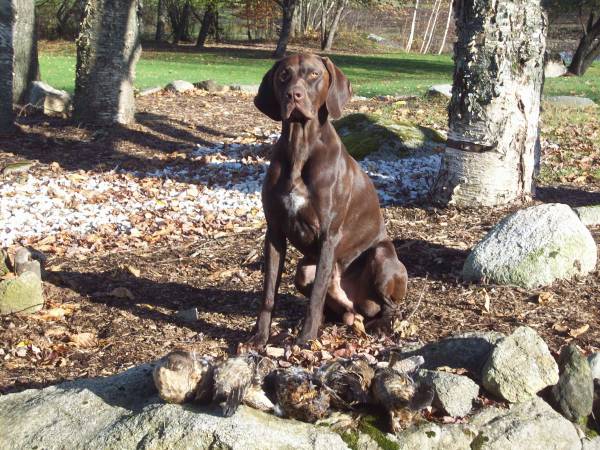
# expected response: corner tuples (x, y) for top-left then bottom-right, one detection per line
(243, 355), (277, 412)
(316, 357), (375, 409)
(213, 355), (258, 417)
(371, 356), (433, 432)
(153, 350), (214, 404)
(271, 366), (330, 423)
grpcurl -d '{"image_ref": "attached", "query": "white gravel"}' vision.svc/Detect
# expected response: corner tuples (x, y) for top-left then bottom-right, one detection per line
(0, 139), (441, 247)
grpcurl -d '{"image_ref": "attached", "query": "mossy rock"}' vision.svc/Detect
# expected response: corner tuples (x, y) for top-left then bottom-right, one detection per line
(333, 113), (446, 160)
(0, 250), (9, 276)
(0, 271), (44, 314)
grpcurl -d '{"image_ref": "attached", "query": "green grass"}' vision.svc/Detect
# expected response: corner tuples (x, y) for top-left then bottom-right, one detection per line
(38, 42), (600, 101)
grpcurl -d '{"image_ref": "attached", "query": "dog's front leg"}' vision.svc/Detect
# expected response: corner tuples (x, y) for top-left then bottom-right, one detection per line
(296, 235), (337, 345)
(248, 229), (286, 348)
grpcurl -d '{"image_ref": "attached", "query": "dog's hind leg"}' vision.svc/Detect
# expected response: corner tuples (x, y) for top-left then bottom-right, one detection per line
(367, 240), (408, 330)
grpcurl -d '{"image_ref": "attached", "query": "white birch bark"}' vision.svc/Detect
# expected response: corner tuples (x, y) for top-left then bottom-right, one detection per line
(423, 0), (442, 53)
(433, 0), (547, 207)
(406, 0), (420, 52)
(437, 0), (453, 55)
(419, 0), (439, 53)
(74, 0), (142, 125)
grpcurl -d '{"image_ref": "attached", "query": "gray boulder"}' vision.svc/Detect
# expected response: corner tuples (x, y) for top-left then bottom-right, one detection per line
(396, 422), (477, 450)
(0, 270), (43, 314)
(395, 397), (579, 450)
(165, 80), (195, 93)
(416, 370), (479, 417)
(545, 96), (597, 108)
(395, 331), (505, 379)
(551, 345), (594, 422)
(574, 205), (600, 227)
(230, 84), (259, 94)
(589, 353), (600, 380)
(482, 326), (558, 403)
(195, 79), (228, 93)
(469, 397), (580, 450)
(332, 113), (446, 159)
(463, 203), (597, 288)
(545, 60), (567, 78)
(582, 437), (600, 450)
(0, 364), (348, 450)
(367, 34), (385, 43)
(29, 81), (71, 116)
(427, 84), (453, 99)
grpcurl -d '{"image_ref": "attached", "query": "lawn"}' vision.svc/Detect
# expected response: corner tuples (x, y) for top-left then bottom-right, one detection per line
(38, 41), (600, 101)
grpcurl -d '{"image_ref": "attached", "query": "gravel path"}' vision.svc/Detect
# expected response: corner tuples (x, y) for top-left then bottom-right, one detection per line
(1, 138), (441, 247)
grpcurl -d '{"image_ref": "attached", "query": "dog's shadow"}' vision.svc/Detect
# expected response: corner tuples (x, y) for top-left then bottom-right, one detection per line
(393, 238), (469, 281)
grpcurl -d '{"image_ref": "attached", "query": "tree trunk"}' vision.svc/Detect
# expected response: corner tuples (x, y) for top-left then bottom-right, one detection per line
(423, 0), (442, 53)
(568, 12), (600, 76)
(433, 0), (547, 207)
(0, 0), (39, 132)
(406, 0), (419, 52)
(273, 0), (297, 58)
(419, 0), (438, 53)
(321, 0), (346, 51)
(437, 0), (452, 54)
(74, 0), (141, 125)
(406, 0), (420, 51)
(196, 4), (215, 48)
(155, 0), (166, 41)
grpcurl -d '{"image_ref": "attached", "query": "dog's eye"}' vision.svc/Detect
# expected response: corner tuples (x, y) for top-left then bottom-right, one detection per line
(279, 70), (290, 82)
(309, 71), (320, 79)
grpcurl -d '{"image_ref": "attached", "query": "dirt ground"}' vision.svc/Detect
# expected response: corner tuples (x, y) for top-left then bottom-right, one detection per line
(0, 89), (599, 395)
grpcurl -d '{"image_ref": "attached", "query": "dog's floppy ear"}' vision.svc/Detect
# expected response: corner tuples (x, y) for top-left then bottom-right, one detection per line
(321, 57), (352, 119)
(254, 61), (282, 121)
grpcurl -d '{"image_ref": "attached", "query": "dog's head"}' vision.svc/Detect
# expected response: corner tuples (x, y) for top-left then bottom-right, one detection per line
(254, 54), (352, 123)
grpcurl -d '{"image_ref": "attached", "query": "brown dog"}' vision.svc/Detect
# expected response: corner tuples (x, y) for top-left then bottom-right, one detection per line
(249, 54), (408, 347)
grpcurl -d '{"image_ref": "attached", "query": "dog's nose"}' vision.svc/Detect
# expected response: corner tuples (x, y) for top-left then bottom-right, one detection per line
(286, 88), (304, 101)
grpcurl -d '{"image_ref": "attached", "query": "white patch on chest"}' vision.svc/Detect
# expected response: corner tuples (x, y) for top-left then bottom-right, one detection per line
(283, 191), (307, 216)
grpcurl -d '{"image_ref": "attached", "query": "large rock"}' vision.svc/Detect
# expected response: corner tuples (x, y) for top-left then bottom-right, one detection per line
(469, 397), (581, 450)
(545, 96), (597, 108)
(230, 84), (259, 94)
(551, 345), (594, 422)
(589, 353), (600, 380)
(0, 364), (348, 450)
(545, 60), (567, 78)
(0, 271), (43, 314)
(195, 79), (227, 93)
(29, 81), (71, 116)
(582, 437), (600, 450)
(165, 80), (195, 93)
(394, 397), (579, 450)
(427, 84), (453, 99)
(396, 422), (477, 450)
(333, 113), (445, 159)
(574, 205), (600, 227)
(416, 370), (479, 417)
(395, 331), (505, 379)
(463, 203), (598, 288)
(482, 326), (558, 402)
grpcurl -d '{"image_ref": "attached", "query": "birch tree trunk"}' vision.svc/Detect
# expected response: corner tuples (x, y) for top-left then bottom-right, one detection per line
(433, 0), (547, 207)
(0, 0), (39, 132)
(419, 0), (438, 53)
(406, 0), (420, 51)
(155, 0), (166, 41)
(438, 0), (452, 54)
(321, 0), (346, 51)
(423, 0), (442, 53)
(74, 0), (142, 125)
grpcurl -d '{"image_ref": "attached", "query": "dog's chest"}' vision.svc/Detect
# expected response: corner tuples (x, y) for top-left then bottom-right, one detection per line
(282, 189), (308, 216)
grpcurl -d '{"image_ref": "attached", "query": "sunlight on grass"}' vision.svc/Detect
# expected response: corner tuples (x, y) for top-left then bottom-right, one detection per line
(38, 43), (600, 101)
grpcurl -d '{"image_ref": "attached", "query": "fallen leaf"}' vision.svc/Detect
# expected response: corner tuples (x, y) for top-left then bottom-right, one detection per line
(569, 324), (589, 338)
(69, 332), (98, 348)
(265, 346), (285, 358)
(536, 292), (554, 305)
(552, 323), (569, 334)
(352, 315), (367, 338)
(126, 265), (141, 277)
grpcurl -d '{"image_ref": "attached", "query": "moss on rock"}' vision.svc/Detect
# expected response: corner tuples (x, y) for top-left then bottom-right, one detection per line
(333, 113), (446, 160)
(0, 271), (44, 314)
